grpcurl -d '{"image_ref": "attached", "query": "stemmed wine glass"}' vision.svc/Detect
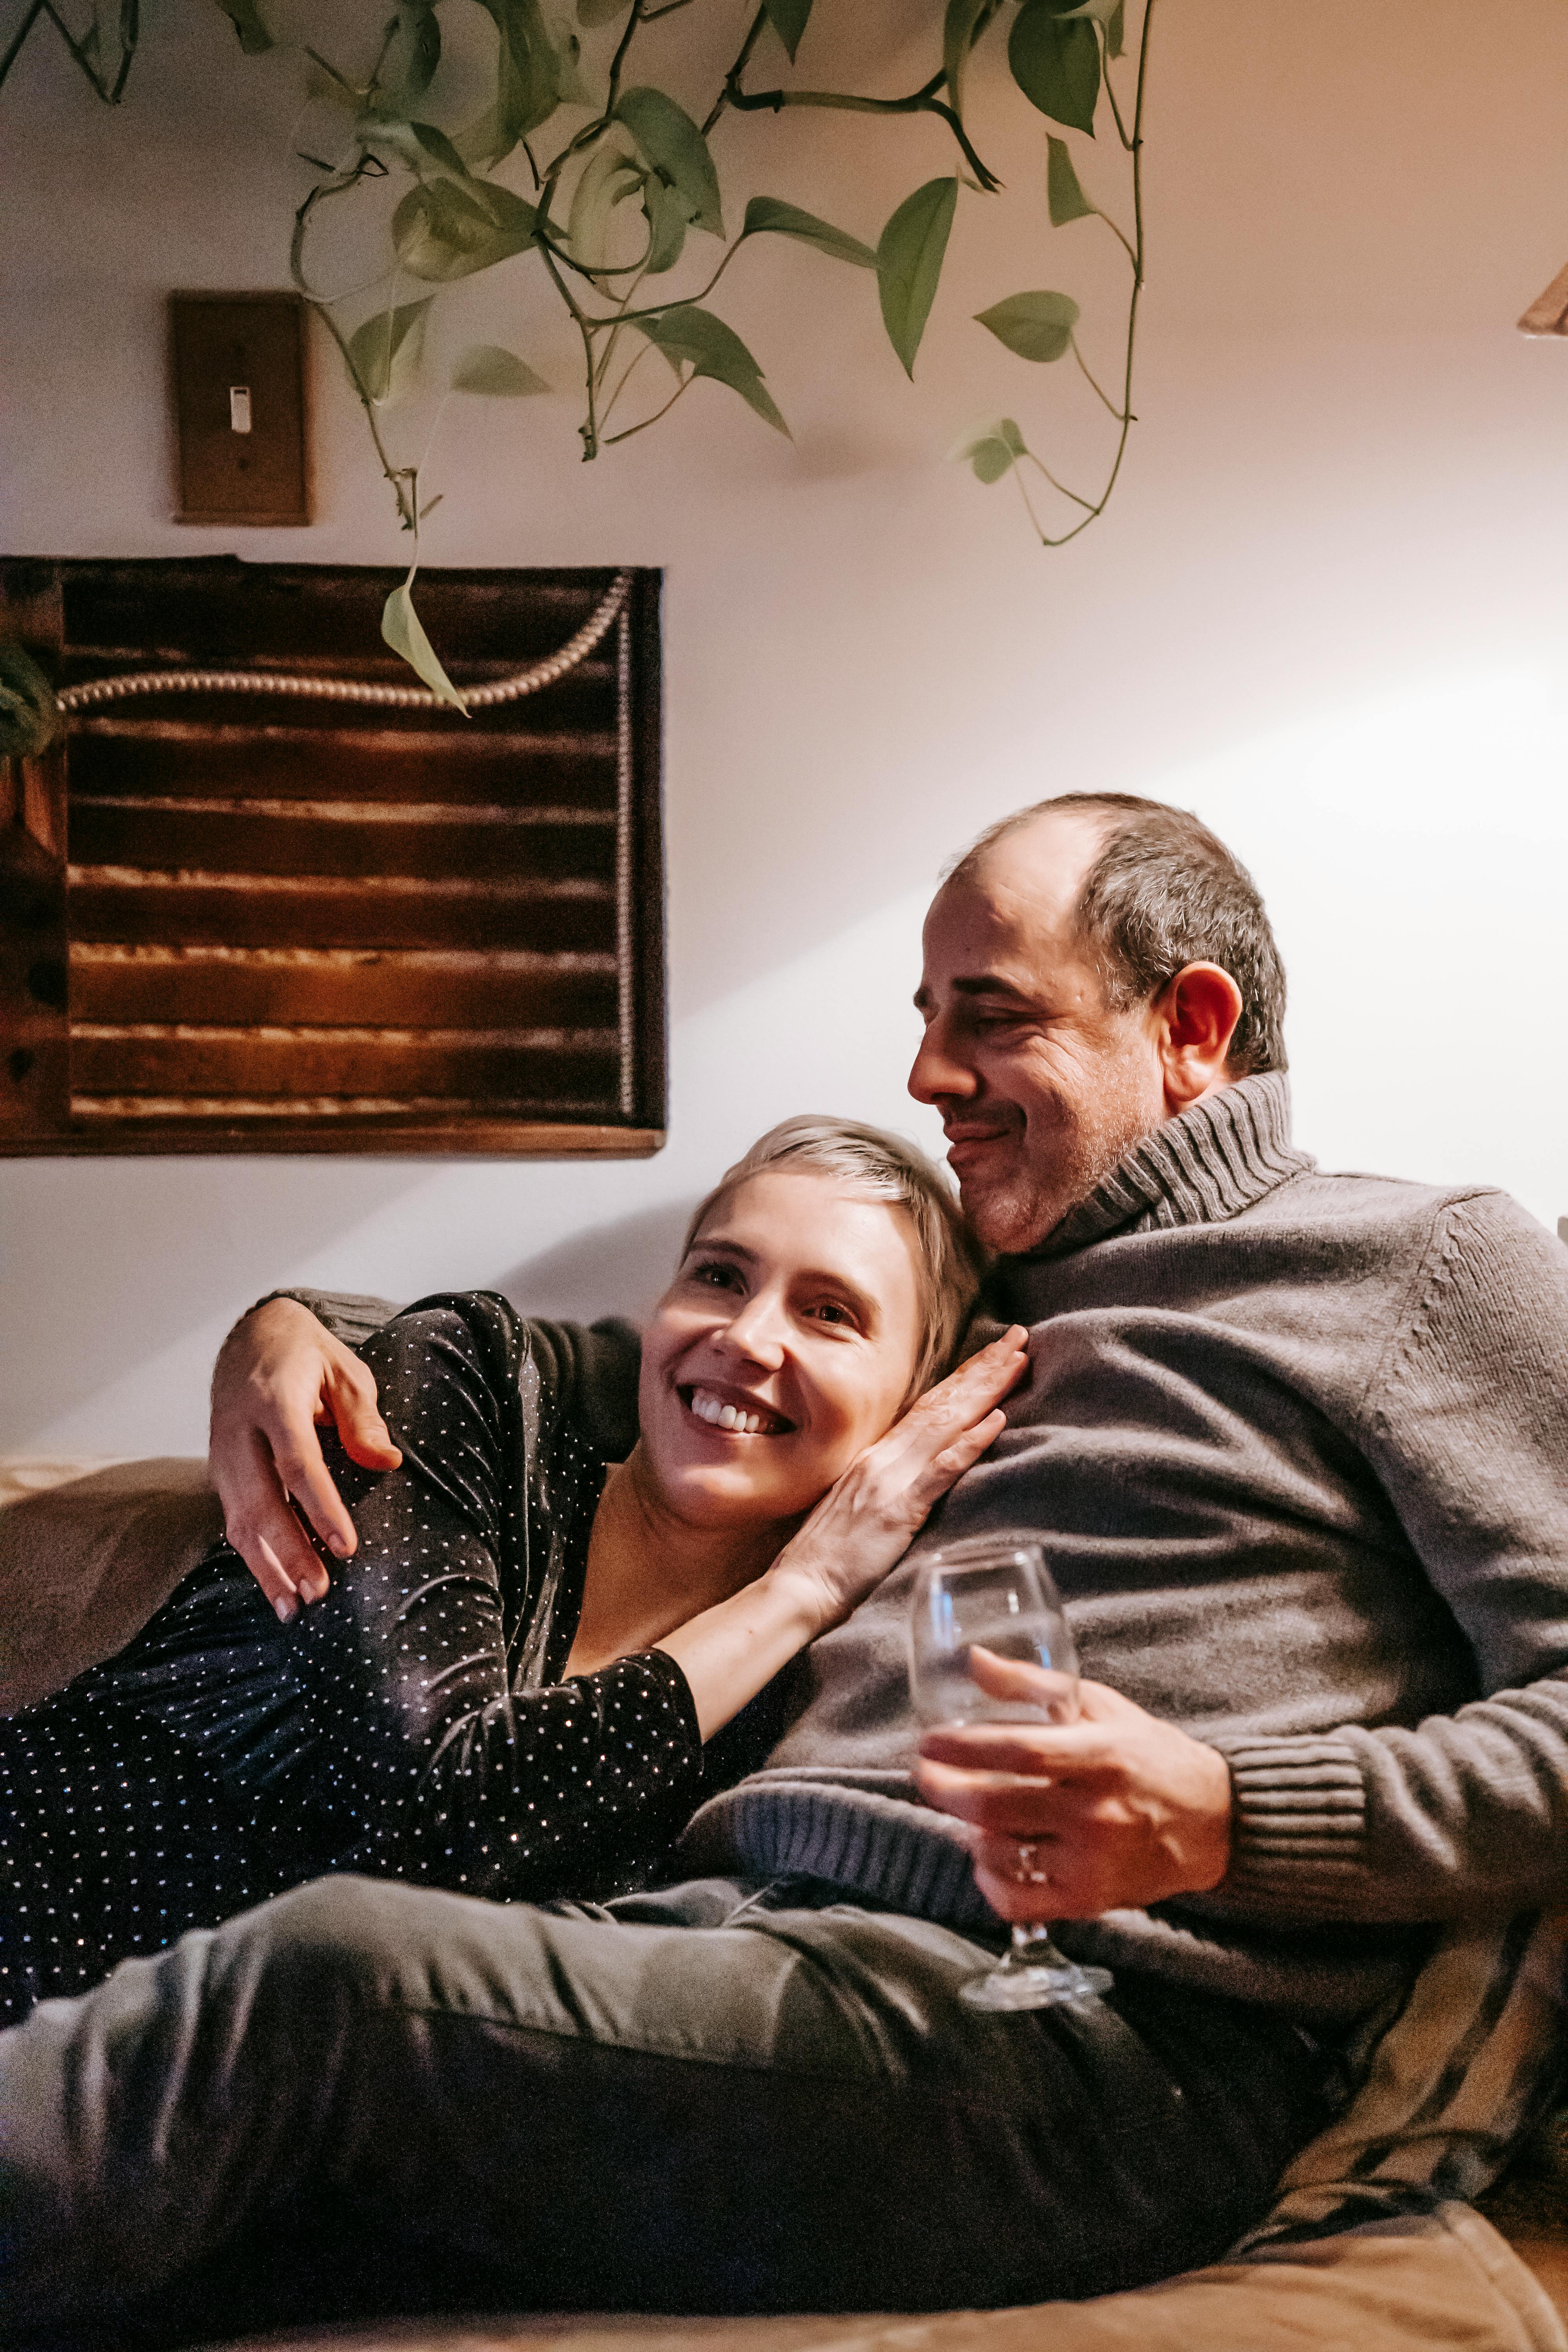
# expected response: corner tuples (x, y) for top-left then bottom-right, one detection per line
(909, 1531), (1113, 2011)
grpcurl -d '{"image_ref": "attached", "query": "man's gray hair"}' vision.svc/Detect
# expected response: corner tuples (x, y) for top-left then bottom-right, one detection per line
(681, 1116), (985, 1403)
(946, 791), (1287, 1076)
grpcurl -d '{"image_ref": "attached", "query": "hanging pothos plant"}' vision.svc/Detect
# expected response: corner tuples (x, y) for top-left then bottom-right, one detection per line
(0, 0), (1155, 731)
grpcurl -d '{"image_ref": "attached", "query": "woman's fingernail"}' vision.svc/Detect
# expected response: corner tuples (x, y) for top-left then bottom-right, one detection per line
(328, 1534), (351, 1557)
(274, 1592), (298, 1624)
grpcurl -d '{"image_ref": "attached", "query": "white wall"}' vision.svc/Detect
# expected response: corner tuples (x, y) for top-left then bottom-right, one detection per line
(3, 0), (1566, 1455)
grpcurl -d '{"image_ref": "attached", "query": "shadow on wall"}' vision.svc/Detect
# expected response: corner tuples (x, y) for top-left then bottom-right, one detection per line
(494, 1197), (699, 1328)
(0, 1158), (431, 1450)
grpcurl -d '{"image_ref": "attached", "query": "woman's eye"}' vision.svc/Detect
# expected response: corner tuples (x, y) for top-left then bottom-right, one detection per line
(687, 1259), (742, 1291)
(809, 1300), (857, 1328)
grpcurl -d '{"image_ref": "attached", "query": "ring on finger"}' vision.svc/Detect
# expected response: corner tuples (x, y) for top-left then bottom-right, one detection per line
(1010, 1840), (1052, 1887)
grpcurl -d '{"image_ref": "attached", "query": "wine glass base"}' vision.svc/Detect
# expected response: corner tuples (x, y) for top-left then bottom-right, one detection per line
(961, 1960), (1114, 2011)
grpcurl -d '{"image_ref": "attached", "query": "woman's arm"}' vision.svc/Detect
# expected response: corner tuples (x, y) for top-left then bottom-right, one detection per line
(272, 1309), (1023, 1899)
(657, 1333), (1028, 1739)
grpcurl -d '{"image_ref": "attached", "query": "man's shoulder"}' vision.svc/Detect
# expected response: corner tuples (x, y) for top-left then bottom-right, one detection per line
(1238, 1168), (1567, 1320)
(523, 1314), (643, 1463)
(1254, 1163), (1556, 1254)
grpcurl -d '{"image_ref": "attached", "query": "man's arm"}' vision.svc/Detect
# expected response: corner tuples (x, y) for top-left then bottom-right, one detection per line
(208, 1291), (404, 1619)
(920, 1194), (1568, 1928)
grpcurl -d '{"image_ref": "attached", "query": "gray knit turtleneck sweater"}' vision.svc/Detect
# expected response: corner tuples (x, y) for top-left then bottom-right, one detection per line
(675, 1074), (1568, 2025)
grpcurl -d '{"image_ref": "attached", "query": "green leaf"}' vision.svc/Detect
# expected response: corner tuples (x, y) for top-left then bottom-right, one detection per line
(392, 175), (538, 280)
(614, 87), (724, 238)
(568, 130), (645, 269)
(345, 298), (433, 402)
(1046, 134), (1095, 225)
(0, 643), (61, 759)
(475, 0), (563, 147)
(578, 0), (628, 17)
(641, 172), (697, 274)
(942, 0), (993, 122)
(1107, 0), (1125, 58)
(382, 2), (440, 101)
(362, 117), (472, 180)
(950, 415), (1029, 484)
(303, 45), (362, 105)
(761, 0), (813, 62)
(974, 288), (1080, 362)
(409, 121), (470, 178)
(635, 305), (789, 437)
(383, 577), (469, 713)
(965, 435), (1015, 485)
(451, 343), (550, 395)
(876, 176), (958, 379)
(1008, 2), (1100, 134)
(739, 195), (875, 269)
(213, 0), (273, 54)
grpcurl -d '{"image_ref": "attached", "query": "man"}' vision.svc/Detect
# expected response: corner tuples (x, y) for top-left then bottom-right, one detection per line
(4, 793), (1567, 2339)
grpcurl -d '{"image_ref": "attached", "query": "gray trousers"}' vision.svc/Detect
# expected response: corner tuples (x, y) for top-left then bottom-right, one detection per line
(0, 1871), (1339, 2343)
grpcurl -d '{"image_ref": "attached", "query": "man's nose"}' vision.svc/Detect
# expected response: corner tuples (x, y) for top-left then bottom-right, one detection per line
(908, 1022), (976, 1106)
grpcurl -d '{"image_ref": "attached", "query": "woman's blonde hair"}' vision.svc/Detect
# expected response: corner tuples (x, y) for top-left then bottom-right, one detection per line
(679, 1115), (985, 1403)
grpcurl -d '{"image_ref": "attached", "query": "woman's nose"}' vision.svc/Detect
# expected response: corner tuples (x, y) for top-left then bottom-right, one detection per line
(715, 1290), (788, 1366)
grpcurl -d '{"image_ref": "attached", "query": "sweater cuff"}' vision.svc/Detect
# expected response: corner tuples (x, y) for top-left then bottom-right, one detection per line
(1209, 1735), (1369, 1904)
(249, 1289), (407, 1350)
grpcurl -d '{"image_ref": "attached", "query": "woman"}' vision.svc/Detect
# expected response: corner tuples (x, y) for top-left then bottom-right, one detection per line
(0, 1118), (1023, 2023)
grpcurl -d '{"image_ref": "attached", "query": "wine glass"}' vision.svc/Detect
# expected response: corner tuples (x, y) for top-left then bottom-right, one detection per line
(909, 1531), (1112, 2011)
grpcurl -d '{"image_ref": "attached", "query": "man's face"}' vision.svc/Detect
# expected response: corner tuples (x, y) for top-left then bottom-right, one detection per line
(909, 814), (1167, 1255)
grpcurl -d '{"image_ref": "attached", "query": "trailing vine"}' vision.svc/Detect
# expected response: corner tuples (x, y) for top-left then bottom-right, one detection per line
(1, 0), (1156, 726)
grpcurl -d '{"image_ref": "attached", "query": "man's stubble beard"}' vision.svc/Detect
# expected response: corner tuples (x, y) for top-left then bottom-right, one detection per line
(960, 1080), (1165, 1258)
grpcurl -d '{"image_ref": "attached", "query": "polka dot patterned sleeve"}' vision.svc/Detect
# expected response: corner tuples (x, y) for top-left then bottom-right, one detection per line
(269, 1300), (708, 1901)
(0, 1296), (713, 2019)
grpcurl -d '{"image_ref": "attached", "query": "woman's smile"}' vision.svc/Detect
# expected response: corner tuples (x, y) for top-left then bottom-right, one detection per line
(681, 1383), (796, 1437)
(636, 1166), (926, 1529)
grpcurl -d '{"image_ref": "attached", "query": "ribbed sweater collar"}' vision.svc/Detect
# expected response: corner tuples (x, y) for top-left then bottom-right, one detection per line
(1003, 1071), (1312, 1272)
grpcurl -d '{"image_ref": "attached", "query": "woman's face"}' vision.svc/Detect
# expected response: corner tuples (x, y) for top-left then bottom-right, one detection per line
(637, 1169), (926, 1529)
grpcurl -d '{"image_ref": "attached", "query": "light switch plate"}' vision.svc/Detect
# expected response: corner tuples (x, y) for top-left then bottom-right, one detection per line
(170, 292), (311, 526)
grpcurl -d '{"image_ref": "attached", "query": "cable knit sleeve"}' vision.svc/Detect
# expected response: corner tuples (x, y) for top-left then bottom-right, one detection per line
(1212, 1192), (1568, 1921)
(256, 1288), (407, 1348)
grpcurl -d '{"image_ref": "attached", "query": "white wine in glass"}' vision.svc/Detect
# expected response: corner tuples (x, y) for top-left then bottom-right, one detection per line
(909, 1532), (1113, 2011)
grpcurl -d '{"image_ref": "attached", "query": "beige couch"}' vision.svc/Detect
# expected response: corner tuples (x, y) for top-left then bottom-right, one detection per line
(2, 1457), (1566, 2352)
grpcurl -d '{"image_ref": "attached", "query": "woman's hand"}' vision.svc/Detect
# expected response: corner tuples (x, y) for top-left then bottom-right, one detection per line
(209, 1298), (401, 1621)
(762, 1328), (1029, 1633)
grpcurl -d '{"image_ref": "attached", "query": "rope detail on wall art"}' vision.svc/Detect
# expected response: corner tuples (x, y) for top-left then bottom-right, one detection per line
(54, 569), (636, 715)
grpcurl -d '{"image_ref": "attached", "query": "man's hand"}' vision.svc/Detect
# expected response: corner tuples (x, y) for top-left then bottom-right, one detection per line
(209, 1298), (401, 1621)
(915, 1650), (1234, 1921)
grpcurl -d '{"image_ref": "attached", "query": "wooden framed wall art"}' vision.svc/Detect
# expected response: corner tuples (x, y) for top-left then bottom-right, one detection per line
(0, 558), (664, 1157)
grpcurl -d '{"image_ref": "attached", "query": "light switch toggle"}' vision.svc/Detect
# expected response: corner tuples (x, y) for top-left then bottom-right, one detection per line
(229, 385), (253, 435)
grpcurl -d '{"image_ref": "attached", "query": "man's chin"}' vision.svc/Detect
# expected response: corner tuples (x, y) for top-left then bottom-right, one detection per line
(958, 1175), (1062, 1258)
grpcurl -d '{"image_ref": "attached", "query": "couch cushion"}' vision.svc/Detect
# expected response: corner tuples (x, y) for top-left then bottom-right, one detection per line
(0, 1457), (220, 1715)
(198, 2207), (1565, 2352)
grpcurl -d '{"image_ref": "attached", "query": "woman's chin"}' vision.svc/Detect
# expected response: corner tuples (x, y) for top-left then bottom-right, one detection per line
(658, 1461), (811, 1531)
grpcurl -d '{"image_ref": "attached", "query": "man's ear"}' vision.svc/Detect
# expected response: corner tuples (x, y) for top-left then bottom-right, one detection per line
(1154, 963), (1244, 1111)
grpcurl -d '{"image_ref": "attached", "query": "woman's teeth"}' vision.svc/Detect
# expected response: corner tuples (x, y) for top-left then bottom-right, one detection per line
(688, 1387), (784, 1436)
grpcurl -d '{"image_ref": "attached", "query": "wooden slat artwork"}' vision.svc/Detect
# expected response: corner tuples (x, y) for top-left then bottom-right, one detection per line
(0, 559), (665, 1156)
